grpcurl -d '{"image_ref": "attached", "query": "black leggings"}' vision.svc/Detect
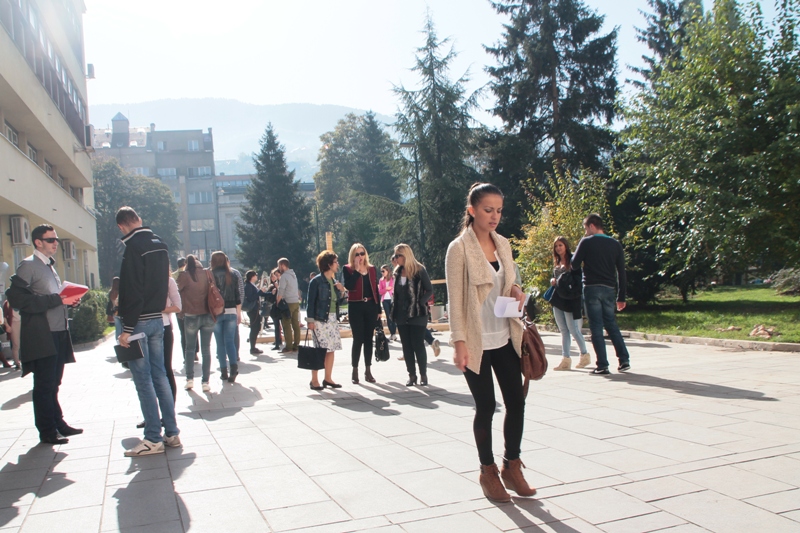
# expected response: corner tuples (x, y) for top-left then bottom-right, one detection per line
(247, 309), (262, 349)
(163, 324), (177, 402)
(349, 301), (379, 367)
(398, 324), (427, 376)
(463, 342), (525, 466)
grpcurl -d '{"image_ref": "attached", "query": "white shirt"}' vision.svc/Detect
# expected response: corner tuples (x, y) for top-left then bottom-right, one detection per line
(162, 277), (181, 325)
(480, 253), (511, 351)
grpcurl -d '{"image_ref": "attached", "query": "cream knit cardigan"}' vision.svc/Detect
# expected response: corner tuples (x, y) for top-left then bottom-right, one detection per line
(445, 226), (524, 374)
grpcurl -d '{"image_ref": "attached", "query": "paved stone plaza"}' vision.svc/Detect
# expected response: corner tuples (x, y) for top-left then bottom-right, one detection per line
(0, 326), (799, 532)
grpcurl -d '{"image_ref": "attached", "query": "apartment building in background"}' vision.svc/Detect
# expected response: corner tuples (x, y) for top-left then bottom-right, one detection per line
(0, 0), (99, 292)
(93, 113), (221, 262)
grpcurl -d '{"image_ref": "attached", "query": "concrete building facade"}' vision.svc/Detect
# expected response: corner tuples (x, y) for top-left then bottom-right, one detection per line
(93, 115), (221, 262)
(0, 0), (99, 291)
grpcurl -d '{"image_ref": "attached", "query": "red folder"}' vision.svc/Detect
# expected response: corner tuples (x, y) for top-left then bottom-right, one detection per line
(59, 281), (89, 299)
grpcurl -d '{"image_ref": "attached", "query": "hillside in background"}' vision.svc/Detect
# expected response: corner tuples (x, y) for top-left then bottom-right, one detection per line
(90, 99), (395, 181)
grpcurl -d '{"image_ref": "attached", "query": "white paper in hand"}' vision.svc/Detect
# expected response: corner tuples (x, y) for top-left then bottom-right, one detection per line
(494, 294), (530, 318)
(117, 332), (146, 345)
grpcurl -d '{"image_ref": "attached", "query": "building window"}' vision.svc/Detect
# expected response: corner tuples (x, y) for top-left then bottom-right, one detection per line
(187, 166), (212, 178)
(157, 140), (167, 151)
(188, 140), (199, 151)
(190, 219), (215, 232)
(4, 122), (18, 147)
(58, 174), (66, 189)
(157, 168), (177, 177)
(192, 249), (207, 261)
(174, 191), (181, 204)
(27, 144), (37, 163)
(177, 221), (183, 233)
(188, 191), (213, 204)
(131, 167), (151, 176)
(44, 161), (53, 178)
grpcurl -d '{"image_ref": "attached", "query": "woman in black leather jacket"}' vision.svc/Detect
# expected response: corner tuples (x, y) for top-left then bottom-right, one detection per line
(306, 250), (346, 390)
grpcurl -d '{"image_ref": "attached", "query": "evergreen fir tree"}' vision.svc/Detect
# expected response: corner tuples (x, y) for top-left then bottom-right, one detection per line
(485, 0), (618, 174)
(237, 124), (313, 273)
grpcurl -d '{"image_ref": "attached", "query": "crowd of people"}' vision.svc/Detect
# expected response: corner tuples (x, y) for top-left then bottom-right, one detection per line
(2, 183), (631, 504)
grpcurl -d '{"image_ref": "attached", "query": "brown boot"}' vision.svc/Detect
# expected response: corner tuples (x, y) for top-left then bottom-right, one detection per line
(364, 366), (376, 383)
(501, 458), (537, 497)
(479, 463), (511, 503)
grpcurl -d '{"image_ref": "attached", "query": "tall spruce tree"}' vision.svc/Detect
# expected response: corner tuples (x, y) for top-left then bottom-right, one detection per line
(394, 16), (481, 277)
(485, 0), (618, 175)
(237, 124), (313, 273)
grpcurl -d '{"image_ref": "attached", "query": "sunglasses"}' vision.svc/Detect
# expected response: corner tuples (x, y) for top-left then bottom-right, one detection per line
(40, 238), (60, 244)
(355, 252), (366, 257)
(392, 254), (404, 260)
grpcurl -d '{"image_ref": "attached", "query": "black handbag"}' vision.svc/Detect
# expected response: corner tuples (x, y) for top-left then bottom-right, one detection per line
(297, 330), (327, 370)
(374, 326), (390, 362)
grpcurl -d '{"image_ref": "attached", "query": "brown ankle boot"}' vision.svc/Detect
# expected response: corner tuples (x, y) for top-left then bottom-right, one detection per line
(501, 458), (537, 497)
(364, 366), (376, 383)
(479, 463), (511, 503)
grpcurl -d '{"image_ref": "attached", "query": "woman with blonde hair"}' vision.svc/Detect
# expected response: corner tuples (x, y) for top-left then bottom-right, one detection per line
(343, 243), (381, 384)
(210, 251), (241, 383)
(445, 182), (536, 503)
(390, 243), (433, 386)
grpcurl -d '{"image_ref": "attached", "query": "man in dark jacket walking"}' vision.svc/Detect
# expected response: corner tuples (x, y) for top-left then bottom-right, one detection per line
(6, 224), (83, 445)
(116, 207), (180, 456)
(571, 213), (631, 375)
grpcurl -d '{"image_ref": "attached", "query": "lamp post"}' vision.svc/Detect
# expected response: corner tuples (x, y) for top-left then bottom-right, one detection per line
(312, 201), (321, 255)
(399, 142), (426, 261)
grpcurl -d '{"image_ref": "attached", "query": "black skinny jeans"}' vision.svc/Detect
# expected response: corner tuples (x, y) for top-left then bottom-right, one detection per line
(247, 309), (262, 349)
(163, 324), (177, 401)
(31, 331), (70, 438)
(397, 323), (427, 377)
(463, 342), (525, 466)
(349, 301), (379, 367)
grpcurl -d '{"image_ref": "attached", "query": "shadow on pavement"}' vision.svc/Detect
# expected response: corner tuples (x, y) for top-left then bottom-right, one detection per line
(501, 497), (584, 532)
(0, 446), (73, 528)
(0, 370), (23, 384)
(1, 391), (30, 411)
(109, 450), (195, 531)
(315, 381), (475, 415)
(607, 373), (778, 401)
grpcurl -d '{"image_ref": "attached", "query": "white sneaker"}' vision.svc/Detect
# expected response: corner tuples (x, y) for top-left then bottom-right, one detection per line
(164, 435), (182, 448)
(124, 439), (164, 457)
(432, 339), (441, 357)
(202, 382), (210, 392)
(184, 379), (193, 390)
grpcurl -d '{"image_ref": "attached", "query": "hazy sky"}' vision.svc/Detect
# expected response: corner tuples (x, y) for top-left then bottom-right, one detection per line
(83, 0), (777, 124)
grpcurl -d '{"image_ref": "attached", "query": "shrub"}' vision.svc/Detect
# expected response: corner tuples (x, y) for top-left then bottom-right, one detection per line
(69, 289), (109, 344)
(772, 268), (800, 295)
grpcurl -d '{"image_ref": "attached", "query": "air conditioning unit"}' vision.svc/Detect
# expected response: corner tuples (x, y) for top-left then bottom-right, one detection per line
(10, 216), (30, 246)
(62, 240), (77, 261)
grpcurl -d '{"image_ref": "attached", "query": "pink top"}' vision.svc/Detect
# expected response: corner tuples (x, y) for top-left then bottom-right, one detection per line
(378, 277), (394, 300)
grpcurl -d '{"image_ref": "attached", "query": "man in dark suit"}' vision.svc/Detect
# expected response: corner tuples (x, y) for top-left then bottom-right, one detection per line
(6, 224), (83, 445)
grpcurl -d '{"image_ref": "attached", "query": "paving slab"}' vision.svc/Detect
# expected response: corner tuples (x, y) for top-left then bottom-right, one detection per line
(0, 325), (799, 531)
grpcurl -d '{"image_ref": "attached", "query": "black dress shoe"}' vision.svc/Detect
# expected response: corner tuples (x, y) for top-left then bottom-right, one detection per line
(136, 420), (145, 429)
(58, 425), (84, 436)
(310, 381), (324, 391)
(322, 380), (342, 389)
(40, 434), (69, 445)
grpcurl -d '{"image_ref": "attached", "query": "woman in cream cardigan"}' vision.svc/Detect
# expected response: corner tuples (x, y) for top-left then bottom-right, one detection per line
(445, 182), (536, 503)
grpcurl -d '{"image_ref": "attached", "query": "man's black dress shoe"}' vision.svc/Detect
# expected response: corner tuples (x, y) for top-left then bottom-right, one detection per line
(40, 434), (69, 445)
(58, 425), (84, 437)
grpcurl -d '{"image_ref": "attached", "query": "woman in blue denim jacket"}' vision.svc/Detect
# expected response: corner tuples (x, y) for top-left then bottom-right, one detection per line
(306, 250), (346, 391)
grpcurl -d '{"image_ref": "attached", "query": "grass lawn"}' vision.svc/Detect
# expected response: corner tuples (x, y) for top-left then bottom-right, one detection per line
(616, 286), (800, 343)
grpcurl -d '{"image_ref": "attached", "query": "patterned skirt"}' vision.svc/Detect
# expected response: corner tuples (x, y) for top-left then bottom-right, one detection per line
(312, 313), (341, 351)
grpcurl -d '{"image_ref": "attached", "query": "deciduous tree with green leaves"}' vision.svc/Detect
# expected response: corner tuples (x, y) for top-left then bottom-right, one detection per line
(93, 159), (180, 287)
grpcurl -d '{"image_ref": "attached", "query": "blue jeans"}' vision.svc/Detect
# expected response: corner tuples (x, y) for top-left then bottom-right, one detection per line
(184, 314), (214, 382)
(114, 316), (123, 340)
(127, 318), (179, 443)
(214, 313), (238, 369)
(583, 285), (630, 369)
(552, 307), (588, 356)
